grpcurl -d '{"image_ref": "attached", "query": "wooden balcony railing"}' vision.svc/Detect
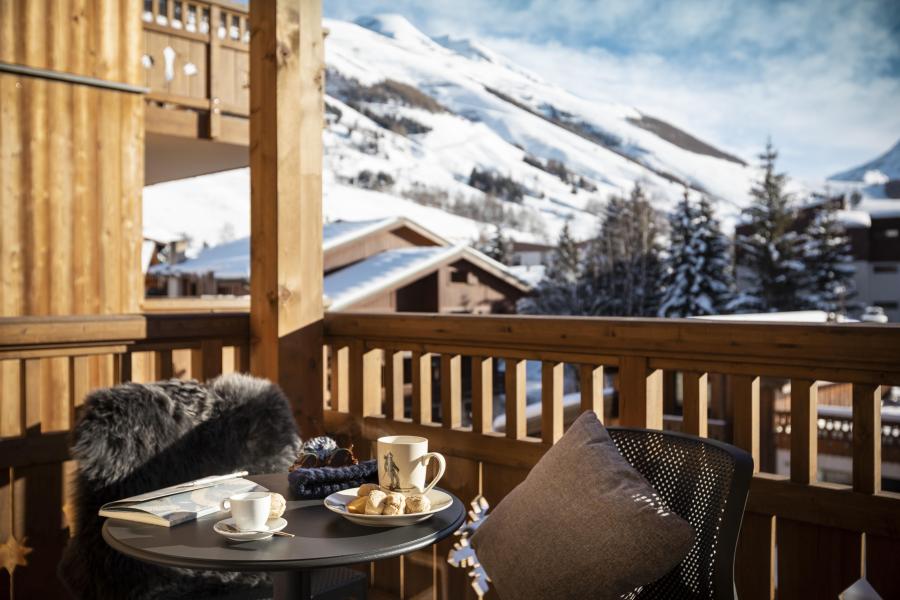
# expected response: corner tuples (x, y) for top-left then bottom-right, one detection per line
(141, 0), (249, 143)
(3, 311), (900, 598)
(322, 312), (900, 599)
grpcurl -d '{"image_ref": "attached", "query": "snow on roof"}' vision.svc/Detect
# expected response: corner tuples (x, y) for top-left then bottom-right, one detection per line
(325, 246), (454, 310)
(151, 236), (250, 279)
(695, 310), (857, 323)
(323, 218), (394, 250)
(509, 264), (546, 286)
(149, 216), (451, 278)
(836, 209), (871, 228)
(324, 244), (530, 311)
(142, 240), (158, 274)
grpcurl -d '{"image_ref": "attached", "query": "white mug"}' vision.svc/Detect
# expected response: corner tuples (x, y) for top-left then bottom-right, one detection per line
(220, 491), (271, 531)
(377, 435), (446, 494)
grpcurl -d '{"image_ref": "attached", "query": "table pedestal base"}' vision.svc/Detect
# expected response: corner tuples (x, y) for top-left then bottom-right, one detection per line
(271, 567), (368, 600)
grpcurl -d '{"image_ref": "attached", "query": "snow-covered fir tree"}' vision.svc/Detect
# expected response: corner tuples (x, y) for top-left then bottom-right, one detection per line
(659, 190), (735, 317)
(479, 225), (514, 265)
(801, 200), (856, 313)
(732, 141), (806, 312)
(584, 184), (664, 316)
(518, 221), (589, 315)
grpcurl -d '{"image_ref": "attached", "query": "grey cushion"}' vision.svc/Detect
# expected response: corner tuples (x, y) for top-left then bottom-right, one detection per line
(470, 411), (694, 600)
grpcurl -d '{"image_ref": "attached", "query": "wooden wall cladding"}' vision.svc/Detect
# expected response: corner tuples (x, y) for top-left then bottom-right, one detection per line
(0, 2), (144, 597)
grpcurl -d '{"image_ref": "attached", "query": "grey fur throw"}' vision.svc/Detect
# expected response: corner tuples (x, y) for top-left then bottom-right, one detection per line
(59, 374), (301, 600)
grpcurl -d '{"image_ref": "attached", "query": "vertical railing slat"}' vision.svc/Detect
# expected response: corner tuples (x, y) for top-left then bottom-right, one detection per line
(440, 354), (461, 428)
(191, 339), (223, 381)
(682, 371), (708, 437)
(384, 350), (404, 420)
(579, 364), (603, 418)
(411, 351), (432, 424)
(350, 343), (381, 418)
(154, 349), (174, 380)
(618, 356), (663, 429)
(790, 379), (818, 484)
(731, 375), (760, 473)
(504, 358), (526, 439)
(329, 345), (349, 412)
(853, 383), (881, 494)
(541, 361), (563, 443)
(471, 356), (493, 434)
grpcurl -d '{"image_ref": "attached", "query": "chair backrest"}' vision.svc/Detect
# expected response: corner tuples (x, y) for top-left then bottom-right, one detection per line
(608, 427), (753, 599)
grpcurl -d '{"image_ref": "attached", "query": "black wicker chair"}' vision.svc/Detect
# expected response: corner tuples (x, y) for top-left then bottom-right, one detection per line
(608, 427), (753, 599)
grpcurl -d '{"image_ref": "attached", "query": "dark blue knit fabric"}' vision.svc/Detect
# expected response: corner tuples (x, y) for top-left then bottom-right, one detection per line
(288, 459), (378, 499)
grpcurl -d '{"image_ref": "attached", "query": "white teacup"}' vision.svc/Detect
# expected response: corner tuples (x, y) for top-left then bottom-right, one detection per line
(220, 492), (271, 531)
(377, 435), (446, 494)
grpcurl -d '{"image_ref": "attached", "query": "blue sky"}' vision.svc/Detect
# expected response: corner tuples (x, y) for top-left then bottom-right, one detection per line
(325, 0), (900, 182)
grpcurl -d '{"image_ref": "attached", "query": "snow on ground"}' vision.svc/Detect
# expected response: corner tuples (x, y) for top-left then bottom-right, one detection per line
(695, 310), (857, 323)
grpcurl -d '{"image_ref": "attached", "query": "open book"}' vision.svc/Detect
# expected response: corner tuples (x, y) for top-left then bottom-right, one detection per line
(99, 474), (266, 527)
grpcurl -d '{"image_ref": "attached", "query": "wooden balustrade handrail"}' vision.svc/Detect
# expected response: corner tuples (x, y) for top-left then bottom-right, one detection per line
(324, 312), (900, 383)
(0, 312), (249, 350)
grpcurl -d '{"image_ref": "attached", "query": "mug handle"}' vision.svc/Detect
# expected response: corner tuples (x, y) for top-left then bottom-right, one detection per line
(220, 498), (231, 512)
(420, 452), (446, 495)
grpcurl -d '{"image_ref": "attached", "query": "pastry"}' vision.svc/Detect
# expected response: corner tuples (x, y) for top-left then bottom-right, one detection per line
(357, 483), (381, 497)
(382, 492), (406, 516)
(365, 490), (387, 515)
(405, 494), (431, 514)
(347, 496), (368, 514)
(269, 493), (286, 518)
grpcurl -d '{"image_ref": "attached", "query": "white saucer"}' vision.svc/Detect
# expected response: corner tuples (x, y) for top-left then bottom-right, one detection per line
(324, 487), (452, 528)
(213, 517), (287, 541)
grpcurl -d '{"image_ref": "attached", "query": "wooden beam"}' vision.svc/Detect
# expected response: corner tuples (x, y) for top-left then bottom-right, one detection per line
(790, 379), (817, 485)
(471, 356), (493, 434)
(731, 375), (760, 473)
(541, 361), (563, 443)
(682, 371), (708, 437)
(852, 383), (881, 494)
(249, 0), (325, 437)
(618, 356), (663, 429)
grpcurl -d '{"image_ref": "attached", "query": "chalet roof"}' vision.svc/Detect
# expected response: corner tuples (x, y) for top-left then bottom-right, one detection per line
(324, 245), (530, 311)
(149, 216), (451, 277)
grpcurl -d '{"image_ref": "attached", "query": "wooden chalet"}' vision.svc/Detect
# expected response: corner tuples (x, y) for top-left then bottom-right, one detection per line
(2, 0), (900, 598)
(147, 217), (530, 313)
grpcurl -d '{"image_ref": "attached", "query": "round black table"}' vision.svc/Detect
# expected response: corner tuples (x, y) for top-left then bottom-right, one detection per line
(102, 473), (466, 600)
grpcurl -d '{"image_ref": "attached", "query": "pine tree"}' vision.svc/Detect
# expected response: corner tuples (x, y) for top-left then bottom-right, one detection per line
(480, 225), (514, 265)
(546, 220), (580, 284)
(659, 190), (735, 317)
(801, 201), (856, 313)
(584, 184), (664, 316)
(518, 220), (588, 315)
(732, 141), (806, 312)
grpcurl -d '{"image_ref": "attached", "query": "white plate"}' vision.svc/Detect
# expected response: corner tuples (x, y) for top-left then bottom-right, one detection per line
(324, 487), (452, 528)
(213, 517), (287, 541)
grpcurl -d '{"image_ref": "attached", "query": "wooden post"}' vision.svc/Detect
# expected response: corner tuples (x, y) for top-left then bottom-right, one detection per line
(618, 356), (663, 429)
(411, 351), (432, 424)
(505, 358), (526, 439)
(249, 0), (325, 437)
(541, 361), (563, 443)
(471, 357), (493, 433)
(440, 354), (461, 428)
(384, 350), (404, 420)
(579, 364), (604, 418)
(731, 375), (760, 473)
(790, 379), (817, 484)
(853, 384), (881, 494)
(682, 371), (708, 437)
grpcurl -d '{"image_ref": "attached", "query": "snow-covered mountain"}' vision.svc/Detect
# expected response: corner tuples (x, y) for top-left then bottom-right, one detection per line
(145, 14), (763, 255)
(829, 139), (900, 183)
